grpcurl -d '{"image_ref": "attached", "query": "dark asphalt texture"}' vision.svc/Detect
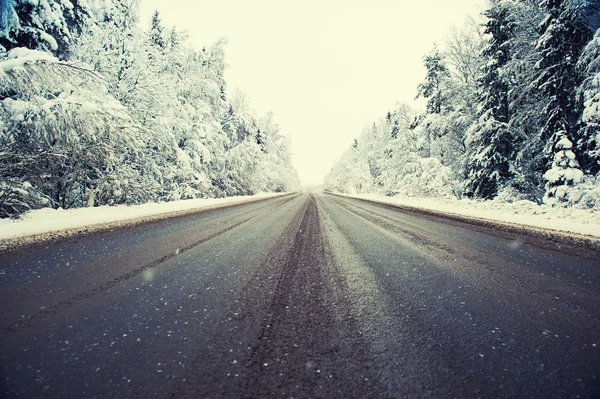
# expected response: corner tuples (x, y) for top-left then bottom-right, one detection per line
(0, 193), (599, 398)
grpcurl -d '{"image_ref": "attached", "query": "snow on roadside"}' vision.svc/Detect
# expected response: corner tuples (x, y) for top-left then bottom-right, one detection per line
(0, 193), (288, 242)
(335, 192), (600, 238)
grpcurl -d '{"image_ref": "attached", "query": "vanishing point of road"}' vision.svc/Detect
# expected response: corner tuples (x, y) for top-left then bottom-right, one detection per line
(1, 193), (599, 397)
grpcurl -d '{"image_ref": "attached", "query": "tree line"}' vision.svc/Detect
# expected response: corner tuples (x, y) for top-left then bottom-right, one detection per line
(326, 0), (600, 209)
(0, 0), (299, 218)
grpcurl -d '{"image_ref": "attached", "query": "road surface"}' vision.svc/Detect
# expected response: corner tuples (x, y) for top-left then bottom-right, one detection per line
(1, 193), (599, 397)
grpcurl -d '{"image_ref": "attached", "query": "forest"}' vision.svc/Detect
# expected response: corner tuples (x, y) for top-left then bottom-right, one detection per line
(0, 0), (299, 218)
(326, 0), (600, 210)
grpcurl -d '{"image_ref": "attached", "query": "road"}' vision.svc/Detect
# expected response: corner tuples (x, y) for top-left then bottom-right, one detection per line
(0, 192), (599, 398)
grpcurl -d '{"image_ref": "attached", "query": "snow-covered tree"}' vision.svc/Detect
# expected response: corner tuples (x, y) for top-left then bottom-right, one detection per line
(148, 10), (165, 50)
(325, 103), (455, 198)
(326, 0), (599, 208)
(498, 0), (547, 199)
(1, 1), (299, 217)
(464, 0), (517, 199)
(0, 48), (143, 216)
(543, 137), (586, 205)
(325, 143), (372, 194)
(416, 45), (450, 115)
(0, 0), (92, 57)
(578, 27), (600, 177)
(534, 0), (593, 204)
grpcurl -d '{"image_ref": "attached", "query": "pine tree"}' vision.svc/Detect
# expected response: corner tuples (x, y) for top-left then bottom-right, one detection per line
(534, 0), (593, 204)
(149, 10), (166, 49)
(543, 137), (585, 205)
(255, 129), (265, 148)
(391, 120), (399, 139)
(577, 27), (600, 177)
(0, 0), (91, 57)
(416, 45), (450, 114)
(168, 27), (179, 50)
(464, 1), (516, 199)
(500, 0), (547, 200)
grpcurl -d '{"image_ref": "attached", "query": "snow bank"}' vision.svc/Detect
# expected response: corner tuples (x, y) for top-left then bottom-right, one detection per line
(334, 192), (600, 238)
(0, 193), (289, 245)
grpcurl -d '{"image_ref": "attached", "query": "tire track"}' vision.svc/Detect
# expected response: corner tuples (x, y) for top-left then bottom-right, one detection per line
(237, 195), (377, 398)
(328, 193), (600, 258)
(173, 195), (377, 398)
(1, 197), (296, 335)
(170, 194), (311, 398)
(317, 195), (461, 397)
(324, 194), (600, 353)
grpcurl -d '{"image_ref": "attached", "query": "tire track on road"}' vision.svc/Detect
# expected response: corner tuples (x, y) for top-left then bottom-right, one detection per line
(238, 195), (376, 397)
(331, 195), (600, 322)
(171, 194), (311, 398)
(1, 197), (297, 334)
(317, 195), (476, 397)
(174, 195), (378, 398)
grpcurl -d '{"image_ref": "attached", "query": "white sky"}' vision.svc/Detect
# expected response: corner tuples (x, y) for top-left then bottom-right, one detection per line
(139, 0), (486, 186)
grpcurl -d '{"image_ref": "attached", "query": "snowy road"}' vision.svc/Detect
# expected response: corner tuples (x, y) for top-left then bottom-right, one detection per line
(1, 193), (599, 397)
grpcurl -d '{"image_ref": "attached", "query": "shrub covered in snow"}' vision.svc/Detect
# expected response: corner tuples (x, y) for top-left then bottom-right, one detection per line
(0, 179), (50, 218)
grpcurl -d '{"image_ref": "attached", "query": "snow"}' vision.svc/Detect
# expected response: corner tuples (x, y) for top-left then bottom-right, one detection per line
(80, 101), (98, 113)
(39, 31), (59, 51)
(556, 137), (573, 149)
(0, 47), (57, 74)
(175, 147), (191, 168)
(332, 192), (600, 238)
(564, 167), (584, 183)
(0, 192), (289, 241)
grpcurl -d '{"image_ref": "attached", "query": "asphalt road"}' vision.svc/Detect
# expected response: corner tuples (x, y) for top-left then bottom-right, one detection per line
(1, 192), (599, 398)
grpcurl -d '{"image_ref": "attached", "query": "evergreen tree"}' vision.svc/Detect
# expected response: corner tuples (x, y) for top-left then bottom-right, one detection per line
(577, 27), (600, 177)
(534, 0), (593, 204)
(168, 27), (179, 50)
(391, 120), (399, 139)
(255, 129), (265, 148)
(413, 44), (463, 162)
(501, 0), (547, 200)
(464, 1), (516, 199)
(416, 45), (450, 114)
(0, 0), (91, 57)
(149, 10), (165, 49)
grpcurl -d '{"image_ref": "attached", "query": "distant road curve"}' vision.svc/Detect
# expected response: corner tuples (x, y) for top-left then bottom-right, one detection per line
(1, 192), (599, 397)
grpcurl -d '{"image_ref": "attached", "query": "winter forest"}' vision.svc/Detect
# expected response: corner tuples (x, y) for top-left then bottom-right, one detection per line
(0, 0), (299, 218)
(326, 0), (600, 210)
(2, 0), (600, 220)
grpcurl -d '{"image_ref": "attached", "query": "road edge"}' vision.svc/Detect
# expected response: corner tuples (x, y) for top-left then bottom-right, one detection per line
(327, 192), (600, 256)
(0, 192), (297, 253)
